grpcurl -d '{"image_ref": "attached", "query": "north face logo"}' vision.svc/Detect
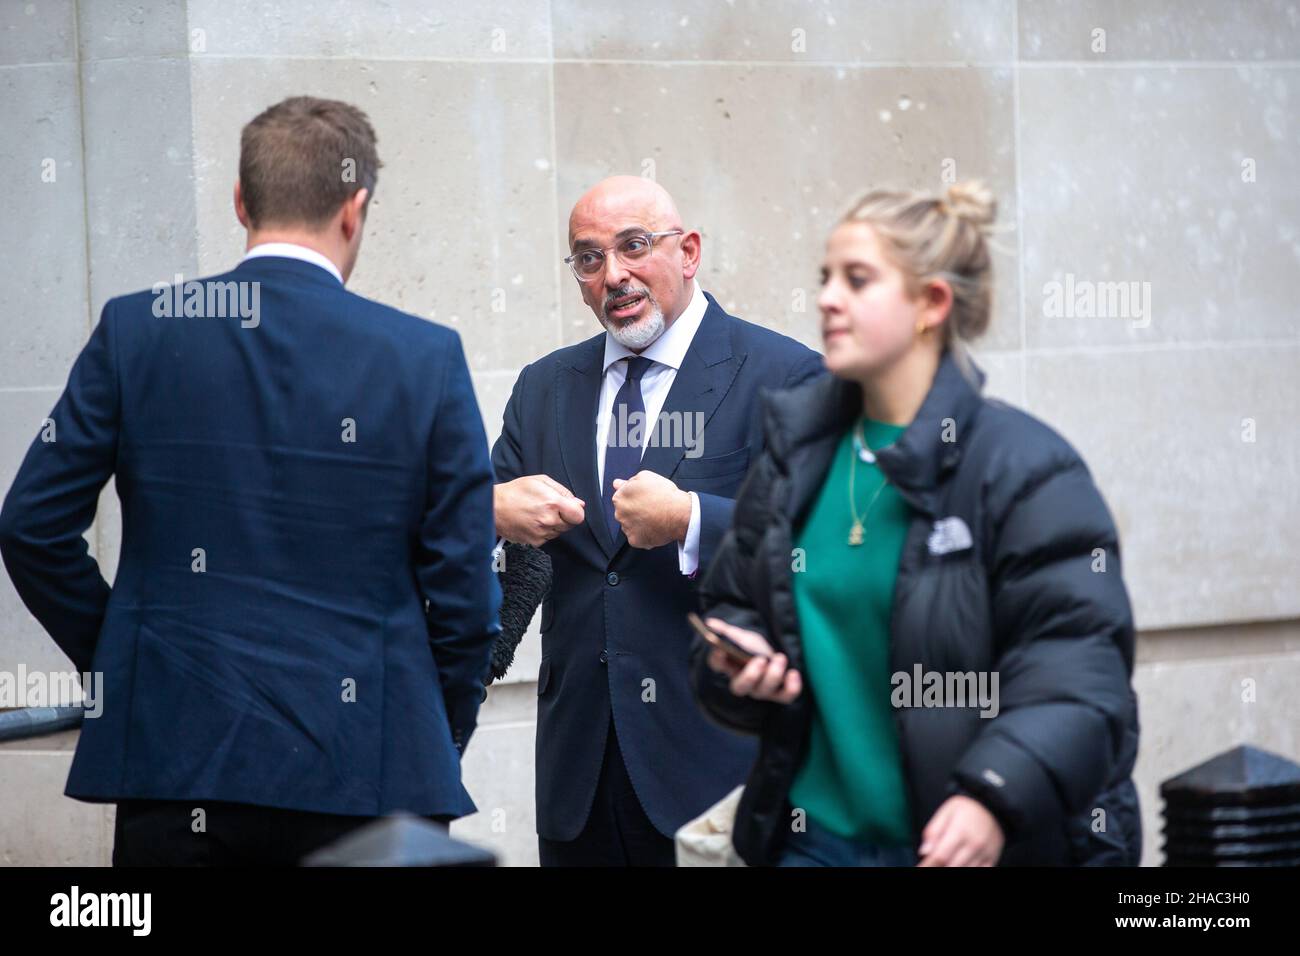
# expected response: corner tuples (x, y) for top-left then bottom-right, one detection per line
(927, 516), (973, 556)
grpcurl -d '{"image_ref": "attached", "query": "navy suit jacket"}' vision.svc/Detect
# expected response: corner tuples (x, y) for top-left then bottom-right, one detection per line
(492, 292), (825, 841)
(0, 256), (501, 818)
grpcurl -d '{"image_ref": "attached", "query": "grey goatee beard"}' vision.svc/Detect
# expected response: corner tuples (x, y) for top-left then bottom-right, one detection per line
(601, 288), (665, 350)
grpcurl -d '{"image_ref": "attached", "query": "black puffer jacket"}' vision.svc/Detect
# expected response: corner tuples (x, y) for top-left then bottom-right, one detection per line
(691, 351), (1142, 866)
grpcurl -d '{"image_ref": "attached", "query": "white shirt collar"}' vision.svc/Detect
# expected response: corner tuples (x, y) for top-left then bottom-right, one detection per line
(241, 242), (344, 284)
(602, 280), (708, 375)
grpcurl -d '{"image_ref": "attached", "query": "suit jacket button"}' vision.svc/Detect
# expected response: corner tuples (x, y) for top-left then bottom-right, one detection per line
(599, 650), (609, 664)
(606, 571), (619, 586)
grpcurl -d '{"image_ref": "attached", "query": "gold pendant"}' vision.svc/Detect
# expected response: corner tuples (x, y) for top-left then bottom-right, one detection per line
(848, 521), (864, 546)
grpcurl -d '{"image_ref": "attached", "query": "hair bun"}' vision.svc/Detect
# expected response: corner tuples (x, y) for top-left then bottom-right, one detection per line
(944, 180), (996, 230)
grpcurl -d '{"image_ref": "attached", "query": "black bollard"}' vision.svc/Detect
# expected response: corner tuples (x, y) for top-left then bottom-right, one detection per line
(1160, 745), (1300, 866)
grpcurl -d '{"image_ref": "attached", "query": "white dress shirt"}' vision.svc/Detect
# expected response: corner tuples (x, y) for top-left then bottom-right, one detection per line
(241, 242), (344, 284)
(596, 280), (708, 575)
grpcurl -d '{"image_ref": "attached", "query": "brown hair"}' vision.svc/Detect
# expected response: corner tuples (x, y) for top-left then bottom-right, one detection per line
(239, 96), (381, 229)
(840, 181), (997, 349)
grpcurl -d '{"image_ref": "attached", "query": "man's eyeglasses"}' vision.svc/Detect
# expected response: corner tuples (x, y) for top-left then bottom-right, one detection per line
(564, 230), (684, 282)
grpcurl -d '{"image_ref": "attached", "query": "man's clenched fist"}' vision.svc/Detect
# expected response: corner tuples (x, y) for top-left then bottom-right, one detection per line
(611, 470), (692, 549)
(494, 474), (585, 546)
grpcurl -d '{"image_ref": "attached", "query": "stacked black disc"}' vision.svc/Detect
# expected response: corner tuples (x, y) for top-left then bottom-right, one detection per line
(1161, 744), (1300, 866)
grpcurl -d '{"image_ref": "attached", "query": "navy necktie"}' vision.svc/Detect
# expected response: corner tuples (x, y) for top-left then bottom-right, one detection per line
(602, 356), (654, 538)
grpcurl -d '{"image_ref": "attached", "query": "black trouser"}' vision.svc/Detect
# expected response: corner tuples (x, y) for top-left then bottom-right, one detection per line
(112, 798), (448, 866)
(538, 717), (676, 867)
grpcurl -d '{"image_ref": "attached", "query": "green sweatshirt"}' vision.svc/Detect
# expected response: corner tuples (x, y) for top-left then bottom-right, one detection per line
(787, 417), (913, 845)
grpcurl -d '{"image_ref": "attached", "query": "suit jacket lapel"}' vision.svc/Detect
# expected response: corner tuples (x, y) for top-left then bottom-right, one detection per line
(613, 300), (743, 555)
(557, 335), (617, 558)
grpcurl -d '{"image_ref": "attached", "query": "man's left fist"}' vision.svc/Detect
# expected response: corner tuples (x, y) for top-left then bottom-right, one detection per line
(611, 471), (691, 549)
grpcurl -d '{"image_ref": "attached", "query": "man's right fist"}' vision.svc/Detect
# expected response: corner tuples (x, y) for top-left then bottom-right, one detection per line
(494, 475), (585, 547)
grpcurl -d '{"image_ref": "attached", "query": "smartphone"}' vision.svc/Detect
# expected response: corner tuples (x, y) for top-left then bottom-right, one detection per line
(687, 611), (767, 664)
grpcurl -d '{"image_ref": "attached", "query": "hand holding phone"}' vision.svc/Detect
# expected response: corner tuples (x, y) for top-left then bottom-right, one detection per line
(691, 613), (802, 704)
(688, 611), (767, 665)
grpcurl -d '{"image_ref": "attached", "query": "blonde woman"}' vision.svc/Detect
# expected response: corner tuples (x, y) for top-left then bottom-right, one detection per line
(692, 182), (1141, 867)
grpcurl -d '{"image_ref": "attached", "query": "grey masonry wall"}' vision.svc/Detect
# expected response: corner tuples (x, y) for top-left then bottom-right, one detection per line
(1, 0), (1297, 866)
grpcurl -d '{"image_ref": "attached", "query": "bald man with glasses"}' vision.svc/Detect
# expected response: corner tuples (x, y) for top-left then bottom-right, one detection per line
(492, 176), (824, 866)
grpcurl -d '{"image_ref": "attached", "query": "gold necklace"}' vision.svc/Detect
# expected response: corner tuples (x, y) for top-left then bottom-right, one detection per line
(848, 420), (888, 546)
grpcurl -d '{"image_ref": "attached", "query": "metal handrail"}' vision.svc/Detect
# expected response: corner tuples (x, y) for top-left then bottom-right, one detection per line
(0, 706), (85, 743)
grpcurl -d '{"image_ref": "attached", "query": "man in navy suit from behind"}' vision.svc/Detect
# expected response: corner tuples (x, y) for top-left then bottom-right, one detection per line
(0, 96), (501, 865)
(492, 177), (825, 865)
